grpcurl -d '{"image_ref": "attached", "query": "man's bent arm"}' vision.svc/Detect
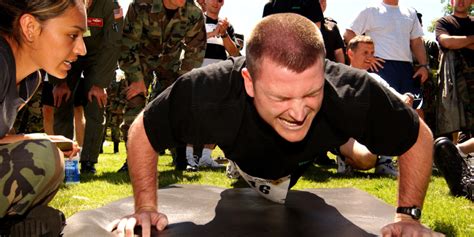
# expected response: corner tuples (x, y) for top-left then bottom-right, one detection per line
(438, 34), (474, 50)
(343, 29), (357, 45)
(128, 112), (158, 211)
(397, 119), (433, 209)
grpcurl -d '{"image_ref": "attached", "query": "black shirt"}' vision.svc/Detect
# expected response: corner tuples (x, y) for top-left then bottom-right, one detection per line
(0, 36), (40, 137)
(321, 17), (345, 62)
(435, 15), (474, 64)
(262, 0), (324, 24)
(143, 57), (419, 179)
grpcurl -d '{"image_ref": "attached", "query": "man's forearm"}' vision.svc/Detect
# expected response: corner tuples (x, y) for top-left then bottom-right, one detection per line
(410, 37), (428, 65)
(343, 29), (356, 45)
(223, 35), (240, 57)
(127, 112), (159, 210)
(438, 34), (474, 50)
(397, 119), (433, 208)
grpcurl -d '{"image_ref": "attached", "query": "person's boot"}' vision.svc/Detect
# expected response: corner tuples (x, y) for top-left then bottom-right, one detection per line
(80, 161), (97, 174)
(113, 141), (119, 154)
(7, 206), (66, 237)
(434, 137), (467, 197)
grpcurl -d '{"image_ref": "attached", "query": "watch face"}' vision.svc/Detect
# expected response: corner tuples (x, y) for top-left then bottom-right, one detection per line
(411, 208), (422, 219)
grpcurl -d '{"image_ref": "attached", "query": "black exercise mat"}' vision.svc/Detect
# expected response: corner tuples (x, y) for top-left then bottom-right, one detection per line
(63, 184), (394, 236)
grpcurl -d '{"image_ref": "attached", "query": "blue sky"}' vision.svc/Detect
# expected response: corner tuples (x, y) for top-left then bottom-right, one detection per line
(118, 0), (446, 41)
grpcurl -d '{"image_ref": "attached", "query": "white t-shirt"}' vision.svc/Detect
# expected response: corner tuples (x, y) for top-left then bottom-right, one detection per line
(349, 2), (423, 62)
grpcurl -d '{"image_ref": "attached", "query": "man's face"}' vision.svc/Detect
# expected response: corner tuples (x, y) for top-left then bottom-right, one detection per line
(168, 0), (186, 8)
(348, 43), (375, 71)
(452, 0), (473, 14)
(205, 0), (223, 15)
(242, 58), (325, 142)
(196, 0), (206, 10)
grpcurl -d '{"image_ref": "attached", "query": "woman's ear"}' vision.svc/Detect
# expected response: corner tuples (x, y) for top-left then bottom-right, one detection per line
(19, 14), (41, 42)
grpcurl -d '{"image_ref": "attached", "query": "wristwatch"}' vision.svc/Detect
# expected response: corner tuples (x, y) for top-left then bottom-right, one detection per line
(396, 206), (422, 220)
(419, 64), (430, 71)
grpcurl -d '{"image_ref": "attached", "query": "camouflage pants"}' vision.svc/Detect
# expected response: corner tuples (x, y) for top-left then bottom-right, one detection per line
(0, 139), (64, 217)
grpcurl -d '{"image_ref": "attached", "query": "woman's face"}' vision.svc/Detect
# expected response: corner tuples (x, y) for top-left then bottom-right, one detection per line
(30, 3), (87, 78)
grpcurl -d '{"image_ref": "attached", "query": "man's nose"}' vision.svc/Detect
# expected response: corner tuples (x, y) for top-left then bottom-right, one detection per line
(288, 99), (306, 122)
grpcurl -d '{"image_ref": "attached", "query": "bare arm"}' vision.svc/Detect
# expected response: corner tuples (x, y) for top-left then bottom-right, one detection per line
(128, 112), (159, 213)
(334, 48), (345, 64)
(343, 29), (356, 45)
(381, 119), (444, 236)
(410, 37), (429, 83)
(397, 119), (433, 208)
(222, 34), (240, 57)
(109, 112), (168, 237)
(218, 19), (240, 57)
(438, 34), (474, 50)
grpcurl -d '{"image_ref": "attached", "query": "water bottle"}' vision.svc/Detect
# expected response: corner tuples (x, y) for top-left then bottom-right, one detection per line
(64, 154), (80, 184)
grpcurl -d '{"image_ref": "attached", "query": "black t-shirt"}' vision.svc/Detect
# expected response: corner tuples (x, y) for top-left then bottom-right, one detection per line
(262, 0), (324, 24)
(0, 36), (40, 137)
(435, 15), (474, 63)
(204, 16), (237, 60)
(143, 57), (419, 179)
(321, 17), (345, 62)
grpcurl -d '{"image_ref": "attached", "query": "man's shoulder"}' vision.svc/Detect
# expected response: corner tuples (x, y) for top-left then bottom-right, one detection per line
(437, 15), (454, 24)
(324, 60), (372, 97)
(185, 0), (204, 20)
(181, 57), (244, 86)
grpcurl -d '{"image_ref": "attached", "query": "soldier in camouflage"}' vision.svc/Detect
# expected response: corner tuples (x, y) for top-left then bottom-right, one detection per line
(118, 0), (206, 171)
(51, 0), (124, 173)
(0, 0), (85, 235)
(104, 70), (128, 153)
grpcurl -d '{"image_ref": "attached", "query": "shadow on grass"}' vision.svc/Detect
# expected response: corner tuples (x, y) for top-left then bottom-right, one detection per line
(432, 221), (457, 237)
(77, 168), (203, 186)
(300, 164), (400, 184)
(79, 171), (131, 184)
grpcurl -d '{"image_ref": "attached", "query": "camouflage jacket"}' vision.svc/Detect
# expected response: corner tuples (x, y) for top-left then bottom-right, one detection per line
(120, 0), (206, 82)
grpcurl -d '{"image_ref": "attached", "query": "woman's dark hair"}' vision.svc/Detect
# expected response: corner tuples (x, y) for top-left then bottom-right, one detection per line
(0, 0), (80, 44)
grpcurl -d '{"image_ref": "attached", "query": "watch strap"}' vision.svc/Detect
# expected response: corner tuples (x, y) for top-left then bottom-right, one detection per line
(396, 206), (421, 220)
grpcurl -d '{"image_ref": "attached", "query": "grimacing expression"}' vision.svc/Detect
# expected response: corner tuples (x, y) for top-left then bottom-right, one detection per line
(31, 3), (87, 78)
(242, 58), (325, 143)
(349, 43), (375, 70)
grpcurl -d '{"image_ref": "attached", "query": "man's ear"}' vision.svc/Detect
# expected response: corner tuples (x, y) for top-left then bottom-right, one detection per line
(19, 14), (41, 42)
(347, 49), (354, 63)
(241, 67), (255, 98)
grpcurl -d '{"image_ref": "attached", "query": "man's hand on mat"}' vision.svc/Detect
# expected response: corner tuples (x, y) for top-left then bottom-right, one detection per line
(381, 220), (445, 237)
(107, 209), (168, 237)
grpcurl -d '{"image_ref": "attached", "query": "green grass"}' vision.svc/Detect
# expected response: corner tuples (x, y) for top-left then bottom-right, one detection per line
(50, 142), (474, 237)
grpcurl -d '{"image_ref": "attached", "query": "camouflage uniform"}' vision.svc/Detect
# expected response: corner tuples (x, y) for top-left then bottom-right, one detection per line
(50, 0), (123, 164)
(105, 77), (127, 144)
(119, 0), (206, 142)
(0, 139), (63, 217)
(13, 82), (45, 134)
